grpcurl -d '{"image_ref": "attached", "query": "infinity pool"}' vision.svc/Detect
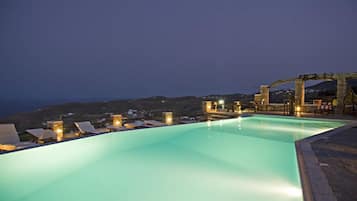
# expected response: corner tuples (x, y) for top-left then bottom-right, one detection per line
(0, 115), (344, 201)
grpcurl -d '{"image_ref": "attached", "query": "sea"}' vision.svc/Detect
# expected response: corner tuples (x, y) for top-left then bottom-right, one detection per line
(0, 97), (129, 118)
(0, 100), (59, 118)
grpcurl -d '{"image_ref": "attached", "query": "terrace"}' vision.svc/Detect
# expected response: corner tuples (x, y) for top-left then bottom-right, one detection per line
(0, 75), (356, 201)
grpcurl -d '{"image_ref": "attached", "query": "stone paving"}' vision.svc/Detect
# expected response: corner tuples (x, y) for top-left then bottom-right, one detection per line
(311, 127), (357, 201)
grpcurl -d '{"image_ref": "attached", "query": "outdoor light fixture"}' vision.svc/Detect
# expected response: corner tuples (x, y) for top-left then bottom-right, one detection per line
(47, 121), (64, 141)
(218, 99), (225, 110)
(163, 112), (173, 125)
(203, 101), (212, 113)
(112, 114), (123, 127)
(295, 106), (301, 112)
(56, 128), (63, 135)
(295, 106), (302, 117)
(234, 101), (242, 114)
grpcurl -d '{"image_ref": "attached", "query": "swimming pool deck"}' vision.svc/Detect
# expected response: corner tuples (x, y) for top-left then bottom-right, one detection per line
(312, 127), (357, 201)
(296, 120), (357, 201)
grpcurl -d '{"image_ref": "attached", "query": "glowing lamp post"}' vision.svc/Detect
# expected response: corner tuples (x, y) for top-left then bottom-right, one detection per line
(218, 99), (225, 110)
(203, 101), (212, 113)
(47, 121), (64, 141)
(112, 114), (123, 127)
(234, 101), (242, 114)
(295, 105), (302, 117)
(163, 112), (173, 125)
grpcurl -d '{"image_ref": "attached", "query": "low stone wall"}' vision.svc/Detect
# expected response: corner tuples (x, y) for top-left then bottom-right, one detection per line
(302, 104), (319, 113)
(258, 103), (288, 113)
(258, 103), (319, 113)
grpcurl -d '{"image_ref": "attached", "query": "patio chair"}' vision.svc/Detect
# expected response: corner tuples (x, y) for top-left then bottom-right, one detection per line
(26, 128), (57, 143)
(106, 125), (129, 132)
(74, 121), (109, 135)
(124, 121), (152, 129)
(0, 124), (37, 151)
(143, 120), (166, 127)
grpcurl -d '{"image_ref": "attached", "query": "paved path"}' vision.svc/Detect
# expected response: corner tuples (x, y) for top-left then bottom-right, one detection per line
(311, 127), (357, 201)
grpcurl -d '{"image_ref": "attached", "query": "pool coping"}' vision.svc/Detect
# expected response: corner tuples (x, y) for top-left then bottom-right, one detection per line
(295, 120), (357, 201)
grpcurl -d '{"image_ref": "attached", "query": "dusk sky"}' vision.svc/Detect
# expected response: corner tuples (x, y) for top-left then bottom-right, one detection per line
(1, 0), (356, 101)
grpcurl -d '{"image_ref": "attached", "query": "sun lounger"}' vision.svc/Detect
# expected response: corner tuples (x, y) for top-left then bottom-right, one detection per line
(143, 120), (166, 127)
(74, 121), (109, 135)
(26, 128), (57, 142)
(106, 125), (130, 132)
(124, 121), (152, 129)
(0, 124), (37, 151)
(179, 120), (197, 124)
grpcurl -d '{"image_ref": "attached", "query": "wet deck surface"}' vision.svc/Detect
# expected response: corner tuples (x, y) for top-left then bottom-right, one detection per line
(311, 127), (357, 201)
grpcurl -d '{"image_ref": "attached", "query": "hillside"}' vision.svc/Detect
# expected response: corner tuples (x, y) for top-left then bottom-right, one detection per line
(270, 79), (357, 103)
(0, 96), (198, 133)
(1, 80), (356, 133)
(0, 94), (250, 133)
(306, 79), (357, 91)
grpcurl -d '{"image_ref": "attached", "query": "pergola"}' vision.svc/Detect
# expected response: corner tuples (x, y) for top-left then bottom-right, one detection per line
(259, 72), (357, 114)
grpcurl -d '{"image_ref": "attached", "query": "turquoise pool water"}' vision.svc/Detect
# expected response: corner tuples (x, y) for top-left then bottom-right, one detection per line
(0, 115), (344, 201)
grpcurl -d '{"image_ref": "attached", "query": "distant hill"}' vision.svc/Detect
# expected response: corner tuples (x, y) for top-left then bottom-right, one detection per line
(0, 100), (57, 118)
(0, 93), (255, 133)
(0, 96), (201, 132)
(306, 79), (357, 91)
(1, 79), (356, 133)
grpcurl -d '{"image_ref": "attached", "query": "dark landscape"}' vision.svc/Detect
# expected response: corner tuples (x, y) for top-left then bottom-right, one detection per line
(1, 80), (356, 134)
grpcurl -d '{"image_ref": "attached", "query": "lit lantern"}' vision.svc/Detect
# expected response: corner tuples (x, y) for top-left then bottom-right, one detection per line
(295, 106), (301, 112)
(295, 106), (302, 117)
(112, 114), (123, 127)
(202, 101), (212, 113)
(218, 99), (225, 110)
(234, 101), (242, 114)
(163, 112), (173, 125)
(47, 121), (64, 141)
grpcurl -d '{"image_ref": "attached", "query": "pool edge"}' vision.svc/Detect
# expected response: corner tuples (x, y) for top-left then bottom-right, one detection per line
(1, 114), (349, 156)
